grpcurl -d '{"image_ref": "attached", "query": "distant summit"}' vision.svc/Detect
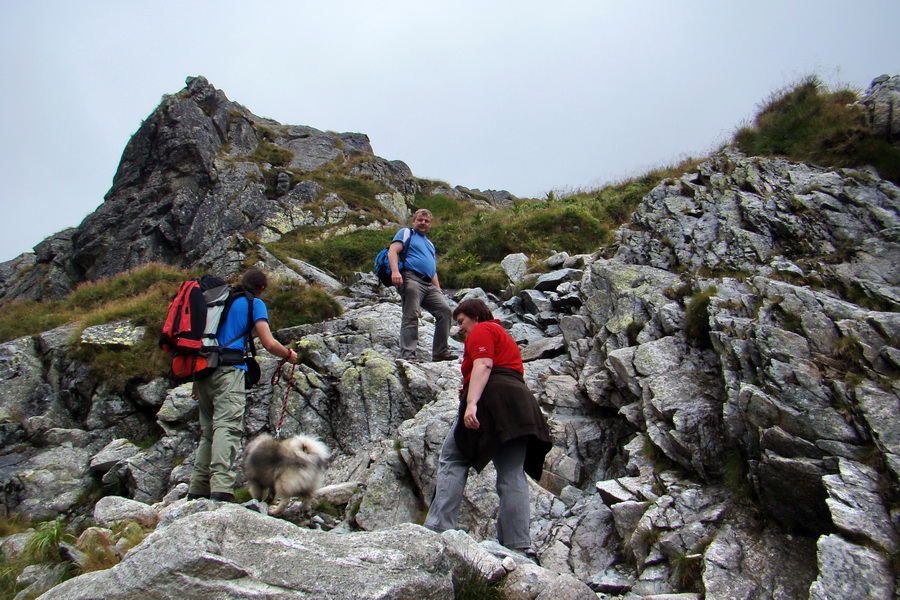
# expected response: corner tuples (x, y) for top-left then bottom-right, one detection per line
(0, 75), (516, 303)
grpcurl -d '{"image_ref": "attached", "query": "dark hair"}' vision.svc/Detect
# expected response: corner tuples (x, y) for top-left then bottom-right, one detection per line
(237, 268), (268, 296)
(452, 298), (494, 323)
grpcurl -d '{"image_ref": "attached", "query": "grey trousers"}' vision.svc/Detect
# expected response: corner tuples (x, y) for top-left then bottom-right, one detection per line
(424, 421), (531, 550)
(399, 275), (451, 360)
(188, 367), (246, 496)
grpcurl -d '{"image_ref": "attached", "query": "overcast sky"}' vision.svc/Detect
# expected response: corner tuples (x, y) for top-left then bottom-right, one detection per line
(1, 1), (897, 262)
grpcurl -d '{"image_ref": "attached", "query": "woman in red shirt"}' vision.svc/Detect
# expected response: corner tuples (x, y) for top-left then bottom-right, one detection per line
(424, 299), (552, 552)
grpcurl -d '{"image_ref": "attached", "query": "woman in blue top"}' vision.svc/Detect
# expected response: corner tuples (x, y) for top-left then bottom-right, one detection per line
(187, 268), (298, 502)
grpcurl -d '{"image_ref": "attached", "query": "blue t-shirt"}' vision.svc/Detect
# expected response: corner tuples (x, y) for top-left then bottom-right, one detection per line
(393, 228), (437, 279)
(217, 295), (268, 370)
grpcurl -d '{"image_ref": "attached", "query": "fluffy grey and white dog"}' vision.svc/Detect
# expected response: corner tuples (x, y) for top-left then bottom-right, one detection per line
(242, 433), (330, 516)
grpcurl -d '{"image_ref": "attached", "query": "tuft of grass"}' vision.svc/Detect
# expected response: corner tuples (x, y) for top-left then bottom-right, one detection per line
(73, 338), (170, 393)
(0, 517), (157, 593)
(832, 334), (865, 364)
(734, 75), (900, 184)
(76, 529), (118, 573)
(684, 286), (717, 348)
(0, 263), (191, 345)
(455, 567), (502, 600)
(268, 228), (390, 282)
(69, 264), (189, 312)
(232, 487), (252, 504)
(0, 551), (28, 600)
(0, 299), (75, 342)
(723, 448), (754, 499)
(25, 520), (72, 563)
(431, 161), (701, 289)
(452, 548), (504, 600)
(314, 500), (343, 519)
(263, 279), (343, 330)
(246, 140), (293, 167)
(442, 262), (509, 295)
(671, 551), (704, 592)
(416, 193), (482, 223)
(0, 514), (31, 538)
(109, 521), (153, 555)
(664, 282), (693, 302)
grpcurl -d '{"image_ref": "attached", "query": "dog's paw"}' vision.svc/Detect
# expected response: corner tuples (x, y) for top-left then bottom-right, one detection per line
(268, 498), (292, 517)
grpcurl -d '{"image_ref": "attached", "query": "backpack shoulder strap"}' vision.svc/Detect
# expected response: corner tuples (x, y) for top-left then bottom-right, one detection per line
(220, 290), (257, 348)
(399, 227), (413, 259)
(244, 291), (256, 356)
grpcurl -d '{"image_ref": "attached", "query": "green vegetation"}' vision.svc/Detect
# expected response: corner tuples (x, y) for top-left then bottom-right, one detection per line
(671, 550), (704, 593)
(0, 515), (31, 538)
(262, 279), (342, 329)
(684, 285), (717, 349)
(314, 500), (343, 519)
(0, 516), (155, 599)
(68, 263), (189, 312)
(452, 547), (504, 600)
(734, 75), (900, 185)
(269, 228), (390, 281)
(454, 565), (502, 600)
(723, 448), (754, 499)
(269, 158), (701, 293)
(224, 74), (896, 298)
(0, 263), (342, 392)
(0, 299), (74, 342)
(25, 520), (72, 562)
(233, 487), (252, 504)
(246, 140), (293, 167)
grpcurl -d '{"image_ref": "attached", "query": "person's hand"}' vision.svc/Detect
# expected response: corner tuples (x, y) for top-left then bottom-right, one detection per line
(463, 404), (480, 430)
(391, 271), (403, 287)
(286, 349), (298, 364)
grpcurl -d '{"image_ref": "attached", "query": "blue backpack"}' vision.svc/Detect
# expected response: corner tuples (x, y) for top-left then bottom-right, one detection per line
(374, 228), (412, 286)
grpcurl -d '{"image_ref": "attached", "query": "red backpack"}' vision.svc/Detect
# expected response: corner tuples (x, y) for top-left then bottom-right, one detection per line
(159, 275), (252, 383)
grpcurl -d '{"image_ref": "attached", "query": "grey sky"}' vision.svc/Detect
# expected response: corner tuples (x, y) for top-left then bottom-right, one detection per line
(1, 0), (897, 262)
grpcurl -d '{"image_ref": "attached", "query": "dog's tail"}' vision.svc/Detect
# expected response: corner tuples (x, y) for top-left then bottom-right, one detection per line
(296, 435), (330, 462)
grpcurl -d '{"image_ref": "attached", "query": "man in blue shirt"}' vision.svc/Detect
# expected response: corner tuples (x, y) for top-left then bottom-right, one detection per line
(387, 209), (455, 362)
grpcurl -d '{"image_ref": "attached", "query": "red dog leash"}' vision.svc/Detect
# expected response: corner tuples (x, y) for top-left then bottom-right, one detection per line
(270, 358), (296, 438)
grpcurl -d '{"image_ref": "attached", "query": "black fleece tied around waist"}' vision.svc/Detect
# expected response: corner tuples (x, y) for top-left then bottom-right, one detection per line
(454, 366), (552, 480)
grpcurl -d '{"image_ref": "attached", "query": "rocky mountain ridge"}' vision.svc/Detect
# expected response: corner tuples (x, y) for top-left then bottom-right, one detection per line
(0, 75), (515, 304)
(0, 76), (898, 599)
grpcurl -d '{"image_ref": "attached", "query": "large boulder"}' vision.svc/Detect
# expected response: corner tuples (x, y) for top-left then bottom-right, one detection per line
(38, 506), (483, 600)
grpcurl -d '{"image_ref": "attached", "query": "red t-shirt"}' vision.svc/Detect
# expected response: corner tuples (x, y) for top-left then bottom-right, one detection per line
(461, 320), (523, 384)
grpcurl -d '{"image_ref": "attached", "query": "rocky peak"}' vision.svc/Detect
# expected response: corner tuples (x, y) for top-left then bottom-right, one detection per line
(66, 75), (399, 284)
(0, 77), (432, 302)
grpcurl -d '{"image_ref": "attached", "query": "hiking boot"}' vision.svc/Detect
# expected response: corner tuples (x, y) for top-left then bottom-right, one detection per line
(432, 353), (458, 362)
(210, 491), (236, 502)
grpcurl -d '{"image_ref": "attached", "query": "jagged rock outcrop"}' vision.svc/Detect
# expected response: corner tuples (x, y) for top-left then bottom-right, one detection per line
(860, 74), (900, 146)
(0, 76), (519, 304)
(7, 75), (401, 298)
(0, 77), (898, 598)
